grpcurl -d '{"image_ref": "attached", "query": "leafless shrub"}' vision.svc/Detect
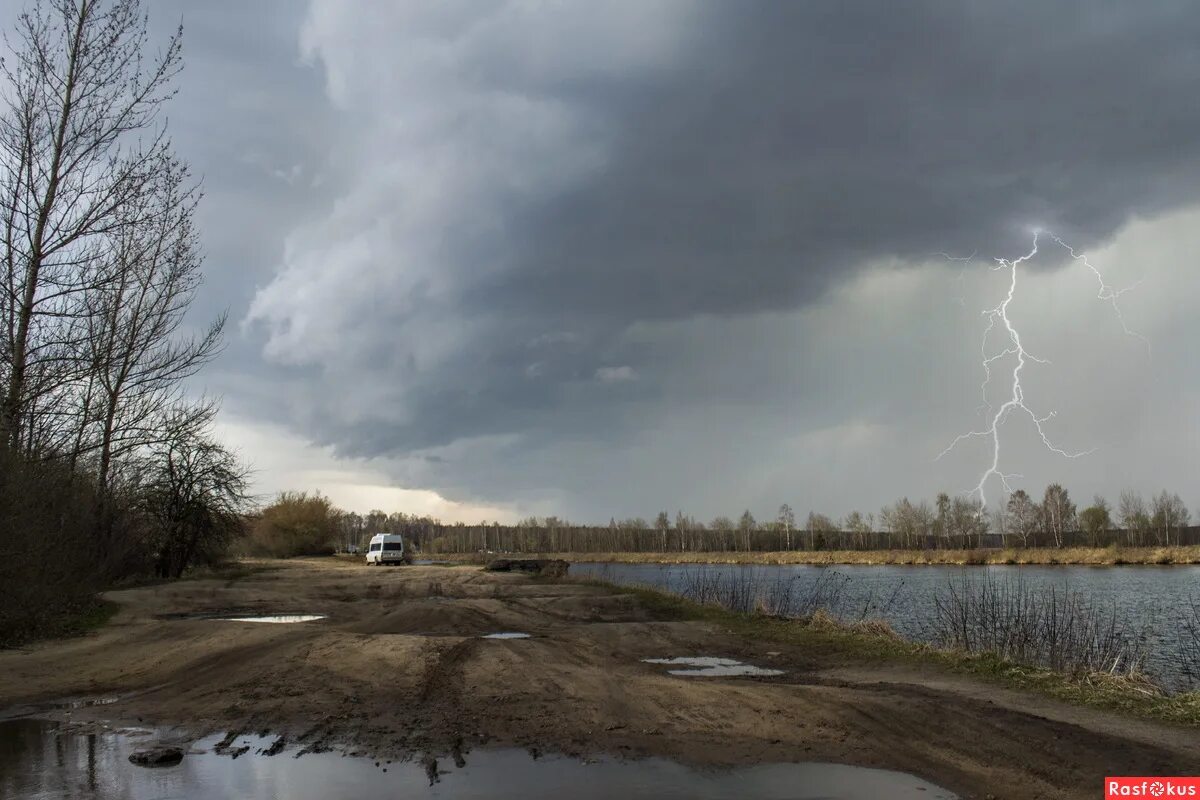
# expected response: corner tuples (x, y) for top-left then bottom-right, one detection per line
(925, 574), (1151, 678)
(672, 567), (854, 618)
(1175, 595), (1200, 683)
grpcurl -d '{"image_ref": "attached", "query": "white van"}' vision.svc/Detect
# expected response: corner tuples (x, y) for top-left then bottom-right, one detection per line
(365, 533), (408, 566)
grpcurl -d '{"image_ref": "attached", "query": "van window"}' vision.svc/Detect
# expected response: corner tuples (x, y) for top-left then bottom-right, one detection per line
(383, 542), (404, 551)
(369, 543), (381, 552)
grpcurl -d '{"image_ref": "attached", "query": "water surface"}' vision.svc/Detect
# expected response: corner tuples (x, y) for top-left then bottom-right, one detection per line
(0, 719), (956, 800)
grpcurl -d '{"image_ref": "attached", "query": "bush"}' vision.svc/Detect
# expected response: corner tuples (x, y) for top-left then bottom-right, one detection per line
(247, 491), (339, 557)
(1, 433), (247, 642)
(0, 449), (105, 644)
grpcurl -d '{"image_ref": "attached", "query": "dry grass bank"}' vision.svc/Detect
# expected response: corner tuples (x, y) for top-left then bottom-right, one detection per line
(450, 545), (1200, 566)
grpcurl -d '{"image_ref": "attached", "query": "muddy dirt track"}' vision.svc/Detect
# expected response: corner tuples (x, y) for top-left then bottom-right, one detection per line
(0, 559), (1196, 798)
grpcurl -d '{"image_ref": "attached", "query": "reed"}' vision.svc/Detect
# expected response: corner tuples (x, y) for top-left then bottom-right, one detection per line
(924, 574), (1151, 679)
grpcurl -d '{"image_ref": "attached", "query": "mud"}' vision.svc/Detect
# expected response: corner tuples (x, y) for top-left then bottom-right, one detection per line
(0, 558), (1195, 800)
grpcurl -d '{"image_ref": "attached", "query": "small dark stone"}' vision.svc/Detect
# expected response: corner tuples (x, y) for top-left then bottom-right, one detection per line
(128, 746), (184, 767)
(261, 735), (287, 757)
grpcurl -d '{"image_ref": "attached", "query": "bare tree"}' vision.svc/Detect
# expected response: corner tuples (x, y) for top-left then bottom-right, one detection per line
(1150, 490), (1190, 547)
(1041, 483), (1075, 548)
(1078, 495), (1111, 546)
(710, 515), (734, 551)
(737, 509), (756, 551)
(1006, 489), (1039, 548)
(844, 509), (872, 549)
(654, 510), (669, 551)
(81, 158), (223, 496)
(138, 409), (248, 578)
(947, 496), (987, 548)
(674, 510), (690, 551)
(934, 492), (951, 539)
(1, 0), (182, 450)
(777, 503), (794, 551)
(881, 498), (931, 549)
(805, 511), (837, 550)
(1118, 490), (1149, 547)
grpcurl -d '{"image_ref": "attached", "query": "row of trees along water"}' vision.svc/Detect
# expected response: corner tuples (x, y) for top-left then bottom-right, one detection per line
(0, 1), (246, 643)
(420, 485), (1197, 554)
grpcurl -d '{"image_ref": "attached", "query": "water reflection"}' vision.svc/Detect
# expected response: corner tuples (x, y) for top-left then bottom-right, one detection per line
(0, 718), (957, 800)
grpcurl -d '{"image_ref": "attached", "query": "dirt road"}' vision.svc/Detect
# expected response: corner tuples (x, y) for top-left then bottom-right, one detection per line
(0, 559), (1195, 798)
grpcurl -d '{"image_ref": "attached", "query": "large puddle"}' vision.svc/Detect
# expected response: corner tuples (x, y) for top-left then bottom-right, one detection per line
(0, 718), (957, 799)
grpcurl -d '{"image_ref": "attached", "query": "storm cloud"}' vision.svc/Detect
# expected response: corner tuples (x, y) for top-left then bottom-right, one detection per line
(105, 2), (1200, 519)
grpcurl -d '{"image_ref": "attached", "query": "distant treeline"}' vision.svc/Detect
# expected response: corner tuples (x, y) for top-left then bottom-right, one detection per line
(423, 523), (1200, 555)
(414, 485), (1197, 554)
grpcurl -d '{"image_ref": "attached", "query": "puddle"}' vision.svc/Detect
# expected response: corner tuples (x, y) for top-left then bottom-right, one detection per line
(155, 611), (326, 623)
(0, 718), (956, 799)
(643, 657), (785, 677)
(220, 615), (326, 624)
(480, 632), (531, 639)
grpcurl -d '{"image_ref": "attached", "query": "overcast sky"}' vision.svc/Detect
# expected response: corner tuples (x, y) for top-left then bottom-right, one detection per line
(14, 1), (1197, 523)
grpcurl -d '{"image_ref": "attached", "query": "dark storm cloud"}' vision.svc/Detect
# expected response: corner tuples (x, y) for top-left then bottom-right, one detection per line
(256, 1), (1200, 462)
(482, 1), (1200, 320)
(7, 0), (1195, 516)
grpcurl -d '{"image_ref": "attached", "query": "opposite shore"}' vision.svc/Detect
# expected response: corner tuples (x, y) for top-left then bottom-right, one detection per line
(439, 544), (1200, 566)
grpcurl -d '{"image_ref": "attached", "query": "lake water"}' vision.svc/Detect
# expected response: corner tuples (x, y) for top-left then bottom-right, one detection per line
(0, 718), (956, 800)
(573, 562), (1200, 690)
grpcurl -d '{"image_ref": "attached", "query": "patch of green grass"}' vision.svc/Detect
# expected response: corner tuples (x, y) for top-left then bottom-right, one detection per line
(594, 581), (1200, 727)
(58, 598), (119, 637)
(0, 597), (119, 649)
(110, 560), (281, 590)
(202, 561), (281, 583)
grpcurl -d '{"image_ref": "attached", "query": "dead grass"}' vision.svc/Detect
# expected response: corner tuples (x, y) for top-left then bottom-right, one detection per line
(487, 545), (1200, 566)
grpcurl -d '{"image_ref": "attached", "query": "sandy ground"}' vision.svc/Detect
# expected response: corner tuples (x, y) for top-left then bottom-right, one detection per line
(0, 558), (1196, 799)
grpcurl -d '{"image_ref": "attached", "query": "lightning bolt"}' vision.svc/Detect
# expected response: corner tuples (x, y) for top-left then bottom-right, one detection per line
(936, 231), (1147, 508)
(1047, 234), (1151, 358)
(932, 250), (976, 308)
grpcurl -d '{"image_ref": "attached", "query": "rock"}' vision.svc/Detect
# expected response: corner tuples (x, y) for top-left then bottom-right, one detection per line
(261, 735), (287, 757)
(128, 746), (184, 767)
(484, 559), (569, 578)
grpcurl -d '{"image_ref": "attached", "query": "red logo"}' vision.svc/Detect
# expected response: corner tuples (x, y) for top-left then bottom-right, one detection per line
(1106, 778), (1200, 798)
